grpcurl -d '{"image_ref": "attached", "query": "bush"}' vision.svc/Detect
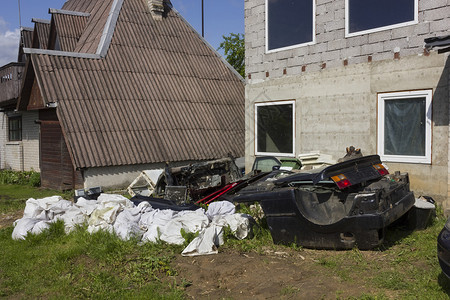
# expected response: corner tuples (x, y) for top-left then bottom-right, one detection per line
(0, 169), (40, 187)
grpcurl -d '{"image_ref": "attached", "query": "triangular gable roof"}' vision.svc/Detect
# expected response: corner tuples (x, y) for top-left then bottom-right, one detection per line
(18, 27), (33, 62)
(19, 0), (244, 169)
(31, 19), (51, 49)
(49, 9), (90, 52)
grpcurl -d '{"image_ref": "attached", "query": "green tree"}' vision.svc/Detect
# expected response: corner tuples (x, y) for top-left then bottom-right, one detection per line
(218, 33), (245, 78)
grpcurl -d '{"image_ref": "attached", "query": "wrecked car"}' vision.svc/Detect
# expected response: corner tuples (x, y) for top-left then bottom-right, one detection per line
(221, 155), (415, 250)
(153, 157), (242, 202)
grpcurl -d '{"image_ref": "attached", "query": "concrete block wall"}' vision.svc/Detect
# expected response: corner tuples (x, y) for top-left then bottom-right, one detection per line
(83, 160), (201, 190)
(245, 0), (450, 82)
(245, 53), (449, 203)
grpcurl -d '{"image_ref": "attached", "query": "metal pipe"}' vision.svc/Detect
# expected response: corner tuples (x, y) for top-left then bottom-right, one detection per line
(201, 0), (204, 37)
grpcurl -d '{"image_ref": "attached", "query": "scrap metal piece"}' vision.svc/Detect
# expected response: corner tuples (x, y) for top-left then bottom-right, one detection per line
(127, 169), (163, 197)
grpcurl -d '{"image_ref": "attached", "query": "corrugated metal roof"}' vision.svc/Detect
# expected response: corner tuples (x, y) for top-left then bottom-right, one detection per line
(32, 20), (51, 49)
(21, 28), (34, 48)
(25, 0), (244, 169)
(52, 13), (89, 52)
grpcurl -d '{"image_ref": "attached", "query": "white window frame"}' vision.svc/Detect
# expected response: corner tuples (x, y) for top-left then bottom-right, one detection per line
(377, 90), (432, 164)
(255, 100), (295, 157)
(345, 0), (418, 37)
(265, 0), (316, 53)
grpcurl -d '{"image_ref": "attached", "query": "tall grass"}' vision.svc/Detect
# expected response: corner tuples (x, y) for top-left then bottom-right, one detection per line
(0, 170), (40, 187)
(0, 222), (185, 299)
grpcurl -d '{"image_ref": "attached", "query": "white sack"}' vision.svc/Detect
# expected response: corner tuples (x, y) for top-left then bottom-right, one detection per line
(159, 209), (209, 245)
(181, 213), (253, 257)
(181, 224), (223, 256)
(75, 198), (98, 215)
(213, 213), (252, 240)
(141, 209), (177, 243)
(114, 202), (152, 240)
(60, 206), (87, 233)
(12, 218), (43, 240)
(87, 194), (134, 233)
(23, 196), (64, 220)
(206, 201), (235, 220)
(31, 220), (52, 235)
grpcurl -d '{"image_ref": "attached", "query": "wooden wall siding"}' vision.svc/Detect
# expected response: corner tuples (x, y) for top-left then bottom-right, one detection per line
(28, 78), (45, 110)
(40, 120), (82, 190)
(0, 63), (25, 106)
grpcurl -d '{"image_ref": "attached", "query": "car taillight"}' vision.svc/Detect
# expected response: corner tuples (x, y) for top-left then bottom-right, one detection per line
(373, 164), (389, 176)
(331, 174), (352, 189)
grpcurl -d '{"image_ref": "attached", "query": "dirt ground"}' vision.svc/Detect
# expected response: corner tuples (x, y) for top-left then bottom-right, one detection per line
(172, 247), (379, 300)
(0, 210), (22, 230)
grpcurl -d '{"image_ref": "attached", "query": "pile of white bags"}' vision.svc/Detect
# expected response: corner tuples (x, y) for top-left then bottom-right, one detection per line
(12, 194), (252, 256)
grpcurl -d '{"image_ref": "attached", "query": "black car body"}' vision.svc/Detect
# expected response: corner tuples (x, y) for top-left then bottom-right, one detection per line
(438, 219), (450, 278)
(226, 155), (415, 250)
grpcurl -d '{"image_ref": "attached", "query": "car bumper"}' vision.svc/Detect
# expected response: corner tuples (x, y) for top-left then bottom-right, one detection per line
(258, 188), (415, 250)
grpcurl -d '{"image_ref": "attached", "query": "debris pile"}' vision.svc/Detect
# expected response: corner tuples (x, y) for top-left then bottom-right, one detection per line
(12, 194), (252, 256)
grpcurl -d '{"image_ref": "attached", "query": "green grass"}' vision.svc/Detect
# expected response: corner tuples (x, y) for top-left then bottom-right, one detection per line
(309, 211), (450, 299)
(0, 222), (185, 299)
(0, 184), (72, 214)
(2, 189), (450, 298)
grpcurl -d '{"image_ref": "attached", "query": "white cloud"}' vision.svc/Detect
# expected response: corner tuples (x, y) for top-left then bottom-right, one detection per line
(0, 28), (20, 66)
(0, 17), (20, 66)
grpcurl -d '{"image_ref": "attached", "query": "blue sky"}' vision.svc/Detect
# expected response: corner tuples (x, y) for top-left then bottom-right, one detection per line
(0, 0), (244, 66)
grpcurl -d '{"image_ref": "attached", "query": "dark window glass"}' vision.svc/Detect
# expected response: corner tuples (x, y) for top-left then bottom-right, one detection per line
(257, 104), (293, 154)
(267, 0), (313, 51)
(384, 98), (425, 156)
(348, 0), (415, 34)
(9, 116), (22, 141)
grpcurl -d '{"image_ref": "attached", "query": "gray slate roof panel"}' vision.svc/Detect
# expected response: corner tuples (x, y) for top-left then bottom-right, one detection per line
(28, 0), (244, 169)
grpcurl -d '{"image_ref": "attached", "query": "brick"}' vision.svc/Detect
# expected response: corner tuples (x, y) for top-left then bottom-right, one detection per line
(430, 18), (450, 32)
(287, 56), (305, 67)
(424, 7), (449, 21)
(317, 0), (333, 5)
(361, 42), (384, 55)
(392, 26), (416, 40)
(347, 35), (369, 47)
(383, 38), (409, 52)
(324, 19), (344, 32)
(368, 30), (392, 43)
(272, 59), (288, 70)
(304, 53), (322, 64)
(341, 46), (362, 58)
(317, 10), (334, 24)
(315, 31), (335, 44)
(309, 42), (328, 54)
(323, 49), (341, 61)
(275, 50), (293, 60)
(291, 46), (309, 57)
(334, 8), (345, 20)
(414, 22), (431, 35)
(327, 38), (346, 51)
(419, 0), (447, 10)
(251, 5), (264, 15)
(316, 4), (326, 15)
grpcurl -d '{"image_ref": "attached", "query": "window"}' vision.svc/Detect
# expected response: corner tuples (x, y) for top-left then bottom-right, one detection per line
(9, 116), (22, 141)
(377, 90), (432, 164)
(266, 0), (315, 52)
(346, 0), (417, 37)
(255, 101), (295, 156)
